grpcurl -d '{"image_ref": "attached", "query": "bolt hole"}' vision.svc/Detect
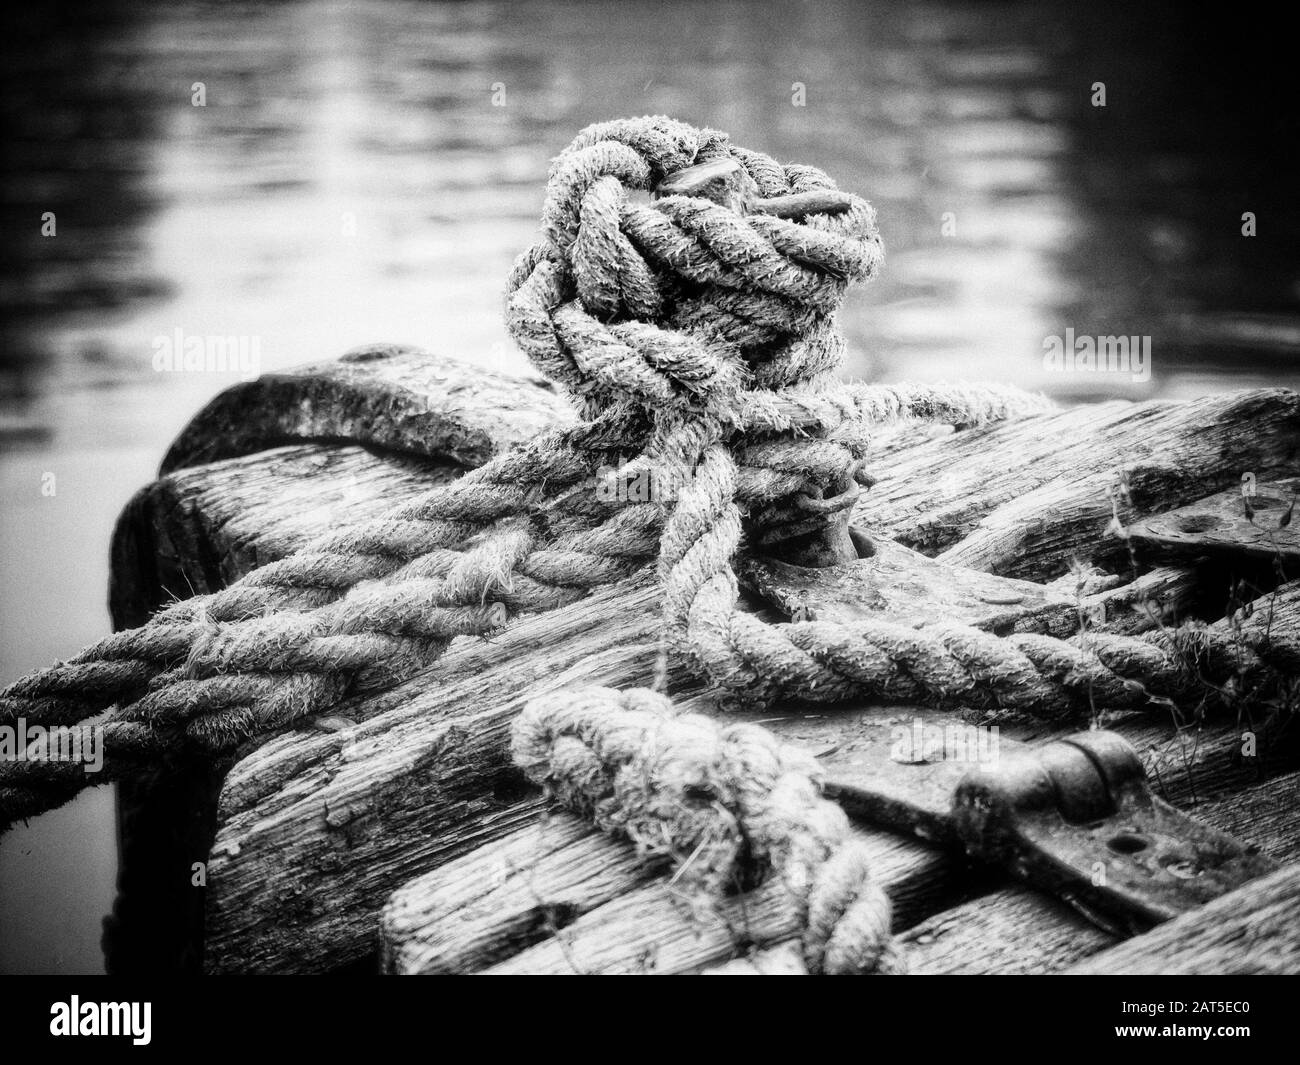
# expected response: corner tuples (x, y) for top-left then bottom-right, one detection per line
(1163, 859), (1201, 879)
(1107, 832), (1149, 855)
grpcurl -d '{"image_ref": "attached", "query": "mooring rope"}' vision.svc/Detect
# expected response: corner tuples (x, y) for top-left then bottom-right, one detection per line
(512, 687), (902, 974)
(0, 380), (1034, 741)
(1, 119), (1295, 965)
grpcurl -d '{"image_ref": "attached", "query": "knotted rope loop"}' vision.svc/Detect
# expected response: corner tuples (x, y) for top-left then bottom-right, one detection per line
(511, 687), (902, 975)
(507, 116), (880, 408)
(506, 116), (882, 613)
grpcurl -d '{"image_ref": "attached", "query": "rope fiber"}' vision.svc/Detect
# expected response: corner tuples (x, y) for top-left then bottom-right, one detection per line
(512, 687), (902, 974)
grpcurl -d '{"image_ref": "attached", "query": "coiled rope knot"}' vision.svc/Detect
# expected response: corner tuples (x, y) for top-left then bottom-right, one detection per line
(506, 115), (885, 687)
(511, 687), (902, 975)
(503, 118), (904, 972)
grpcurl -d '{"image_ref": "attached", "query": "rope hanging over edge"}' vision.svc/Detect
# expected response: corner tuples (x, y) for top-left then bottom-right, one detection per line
(511, 687), (903, 975)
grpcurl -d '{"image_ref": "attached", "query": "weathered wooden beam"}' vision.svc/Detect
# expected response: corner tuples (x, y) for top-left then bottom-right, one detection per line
(1064, 860), (1300, 975)
(381, 813), (965, 975)
(114, 383), (1298, 639)
(106, 444), (463, 971)
(101, 364), (1300, 973)
(202, 573), (666, 973)
(206, 536), (1070, 974)
(1076, 565), (1208, 635)
(106, 349), (570, 973)
(703, 941), (807, 975)
(160, 343), (572, 475)
(477, 825), (956, 975)
(1127, 476), (1300, 566)
(379, 691), (1296, 975)
(854, 389), (1300, 580)
(109, 444), (458, 630)
(379, 813), (659, 976)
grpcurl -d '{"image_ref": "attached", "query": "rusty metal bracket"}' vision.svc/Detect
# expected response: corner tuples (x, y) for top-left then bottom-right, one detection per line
(746, 470), (864, 569)
(951, 731), (1277, 936)
(1126, 476), (1300, 566)
(815, 716), (1275, 938)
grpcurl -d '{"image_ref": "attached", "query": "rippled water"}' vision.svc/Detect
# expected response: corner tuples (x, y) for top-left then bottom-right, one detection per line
(1, 0), (1295, 972)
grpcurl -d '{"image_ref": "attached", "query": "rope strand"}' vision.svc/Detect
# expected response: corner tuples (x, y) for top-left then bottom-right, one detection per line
(511, 687), (903, 974)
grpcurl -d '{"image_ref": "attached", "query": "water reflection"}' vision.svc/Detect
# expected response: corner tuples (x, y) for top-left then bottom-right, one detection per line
(2, 0), (1295, 425)
(0, 0), (1294, 973)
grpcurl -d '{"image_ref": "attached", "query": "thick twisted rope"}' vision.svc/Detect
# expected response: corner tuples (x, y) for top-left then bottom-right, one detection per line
(0, 380), (1029, 737)
(1, 116), (1292, 832)
(511, 687), (902, 974)
(499, 116), (1298, 711)
(0, 386), (1026, 824)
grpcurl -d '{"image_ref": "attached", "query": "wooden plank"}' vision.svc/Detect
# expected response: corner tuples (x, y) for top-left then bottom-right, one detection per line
(205, 535), (1064, 974)
(382, 814), (970, 975)
(203, 573), (666, 973)
(1064, 861), (1300, 975)
(159, 344), (572, 474)
(106, 444), (464, 971)
(1127, 477), (1300, 566)
(380, 814), (659, 976)
(1076, 565), (1207, 635)
(96, 371), (1300, 972)
(853, 389), (1300, 580)
(104, 349), (568, 973)
(110, 444), (456, 629)
(478, 826), (957, 975)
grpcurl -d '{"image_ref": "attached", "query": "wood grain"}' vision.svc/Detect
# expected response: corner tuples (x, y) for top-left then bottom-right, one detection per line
(160, 343), (572, 474)
(1066, 860), (1300, 975)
